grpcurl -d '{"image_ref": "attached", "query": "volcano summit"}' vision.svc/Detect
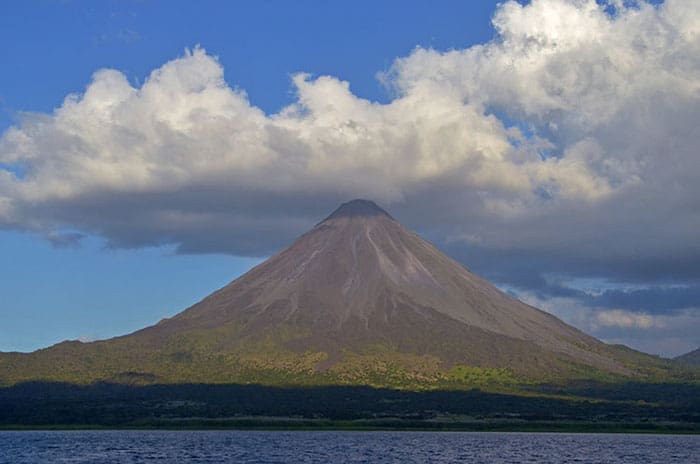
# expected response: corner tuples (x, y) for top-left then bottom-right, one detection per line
(0, 200), (672, 387)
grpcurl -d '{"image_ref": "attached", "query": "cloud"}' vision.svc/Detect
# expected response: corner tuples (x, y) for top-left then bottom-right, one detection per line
(0, 1), (698, 353)
(493, 272), (700, 315)
(595, 310), (659, 329)
(0, 43), (615, 255)
(388, 0), (700, 279)
(45, 230), (85, 248)
(583, 284), (700, 314)
(514, 289), (700, 356)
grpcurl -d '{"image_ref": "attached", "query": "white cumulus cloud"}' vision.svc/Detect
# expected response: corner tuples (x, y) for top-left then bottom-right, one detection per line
(0, 0), (698, 280)
(595, 310), (659, 329)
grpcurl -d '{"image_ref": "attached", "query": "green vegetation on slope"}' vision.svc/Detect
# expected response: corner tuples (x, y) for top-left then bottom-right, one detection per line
(1, 325), (698, 391)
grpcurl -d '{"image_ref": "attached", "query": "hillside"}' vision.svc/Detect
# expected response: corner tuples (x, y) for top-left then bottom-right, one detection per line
(676, 348), (700, 367)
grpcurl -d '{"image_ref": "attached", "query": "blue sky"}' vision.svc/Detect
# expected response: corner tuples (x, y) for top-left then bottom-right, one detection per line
(1, 0), (697, 356)
(0, 1), (497, 124)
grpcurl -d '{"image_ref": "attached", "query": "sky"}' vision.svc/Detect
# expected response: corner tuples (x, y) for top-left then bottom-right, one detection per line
(1, 0), (698, 357)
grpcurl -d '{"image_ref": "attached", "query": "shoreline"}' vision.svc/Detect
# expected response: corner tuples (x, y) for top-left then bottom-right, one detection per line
(2, 420), (699, 434)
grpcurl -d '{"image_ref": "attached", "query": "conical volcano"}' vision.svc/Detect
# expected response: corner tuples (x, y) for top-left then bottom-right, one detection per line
(0, 200), (666, 387)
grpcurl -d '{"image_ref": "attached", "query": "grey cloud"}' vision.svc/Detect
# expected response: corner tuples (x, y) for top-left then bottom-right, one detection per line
(45, 230), (85, 249)
(584, 285), (700, 314)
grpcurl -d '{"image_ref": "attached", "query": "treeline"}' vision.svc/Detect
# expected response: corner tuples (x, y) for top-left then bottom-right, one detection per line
(1, 381), (700, 428)
(530, 381), (700, 408)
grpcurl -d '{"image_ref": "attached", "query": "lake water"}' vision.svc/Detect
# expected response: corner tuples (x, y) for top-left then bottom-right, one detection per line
(0, 430), (697, 463)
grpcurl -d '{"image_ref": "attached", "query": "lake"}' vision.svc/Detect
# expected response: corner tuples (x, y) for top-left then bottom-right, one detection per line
(0, 430), (697, 463)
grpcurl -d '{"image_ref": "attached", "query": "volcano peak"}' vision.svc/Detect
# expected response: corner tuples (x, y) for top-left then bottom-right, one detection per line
(324, 199), (392, 221)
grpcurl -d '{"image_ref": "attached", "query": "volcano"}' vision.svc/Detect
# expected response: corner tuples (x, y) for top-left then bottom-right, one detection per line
(0, 200), (668, 387)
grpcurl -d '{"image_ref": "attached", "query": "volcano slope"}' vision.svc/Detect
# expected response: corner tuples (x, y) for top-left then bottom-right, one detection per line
(0, 200), (687, 389)
(676, 348), (700, 367)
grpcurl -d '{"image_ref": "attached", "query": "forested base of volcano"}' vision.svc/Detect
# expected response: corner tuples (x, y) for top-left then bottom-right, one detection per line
(1, 381), (699, 432)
